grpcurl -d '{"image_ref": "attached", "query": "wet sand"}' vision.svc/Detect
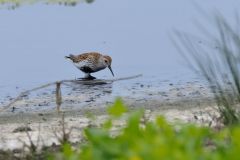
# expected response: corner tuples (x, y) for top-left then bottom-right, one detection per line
(0, 80), (217, 150)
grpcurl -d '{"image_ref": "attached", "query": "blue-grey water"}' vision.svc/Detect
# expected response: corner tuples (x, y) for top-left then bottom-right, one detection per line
(0, 0), (238, 105)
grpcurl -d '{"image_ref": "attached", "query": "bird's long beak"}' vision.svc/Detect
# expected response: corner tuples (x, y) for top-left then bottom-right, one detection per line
(108, 66), (114, 77)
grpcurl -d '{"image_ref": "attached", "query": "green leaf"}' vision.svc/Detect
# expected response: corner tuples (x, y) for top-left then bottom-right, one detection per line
(62, 143), (73, 158)
(107, 98), (127, 117)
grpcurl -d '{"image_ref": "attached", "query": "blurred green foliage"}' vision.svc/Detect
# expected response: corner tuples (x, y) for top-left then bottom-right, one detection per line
(0, 0), (94, 9)
(107, 98), (127, 117)
(49, 100), (240, 160)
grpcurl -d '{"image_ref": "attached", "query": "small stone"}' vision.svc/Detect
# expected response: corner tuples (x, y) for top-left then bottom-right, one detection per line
(13, 126), (32, 133)
(177, 92), (184, 97)
(189, 91), (201, 96)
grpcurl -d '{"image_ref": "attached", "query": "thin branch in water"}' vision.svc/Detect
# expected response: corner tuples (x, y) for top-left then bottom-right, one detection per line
(56, 82), (62, 114)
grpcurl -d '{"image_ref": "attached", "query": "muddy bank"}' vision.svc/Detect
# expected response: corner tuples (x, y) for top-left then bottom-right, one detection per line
(0, 96), (215, 124)
(0, 80), (217, 150)
(0, 79), (212, 114)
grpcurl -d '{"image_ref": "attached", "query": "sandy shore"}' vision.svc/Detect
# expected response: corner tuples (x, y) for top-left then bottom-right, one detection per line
(0, 80), (218, 150)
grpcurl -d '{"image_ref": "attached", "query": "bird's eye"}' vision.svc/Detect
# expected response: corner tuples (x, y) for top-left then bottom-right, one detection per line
(104, 60), (108, 63)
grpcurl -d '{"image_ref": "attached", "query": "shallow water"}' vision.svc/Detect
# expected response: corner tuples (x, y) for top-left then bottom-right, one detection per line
(0, 0), (238, 105)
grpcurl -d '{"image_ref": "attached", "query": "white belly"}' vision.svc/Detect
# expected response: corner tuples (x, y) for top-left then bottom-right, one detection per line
(74, 60), (89, 70)
(73, 61), (106, 72)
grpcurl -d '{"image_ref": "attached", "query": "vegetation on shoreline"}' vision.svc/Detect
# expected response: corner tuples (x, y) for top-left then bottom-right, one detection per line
(173, 13), (240, 126)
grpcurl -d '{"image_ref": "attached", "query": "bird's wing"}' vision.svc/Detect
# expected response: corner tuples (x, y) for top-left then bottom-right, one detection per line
(74, 52), (101, 63)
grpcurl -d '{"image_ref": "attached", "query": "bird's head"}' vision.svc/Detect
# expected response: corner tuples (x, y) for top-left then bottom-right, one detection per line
(65, 54), (76, 62)
(103, 55), (114, 77)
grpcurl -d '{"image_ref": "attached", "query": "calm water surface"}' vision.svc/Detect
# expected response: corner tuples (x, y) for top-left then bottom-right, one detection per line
(0, 0), (239, 101)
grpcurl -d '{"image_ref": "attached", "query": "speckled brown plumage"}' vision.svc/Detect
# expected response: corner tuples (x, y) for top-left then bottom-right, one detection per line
(71, 52), (101, 63)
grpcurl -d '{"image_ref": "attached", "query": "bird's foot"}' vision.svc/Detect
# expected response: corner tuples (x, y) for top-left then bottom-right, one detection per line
(78, 75), (96, 80)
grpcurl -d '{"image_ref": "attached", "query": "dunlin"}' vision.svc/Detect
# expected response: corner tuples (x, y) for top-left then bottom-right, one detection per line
(65, 52), (114, 80)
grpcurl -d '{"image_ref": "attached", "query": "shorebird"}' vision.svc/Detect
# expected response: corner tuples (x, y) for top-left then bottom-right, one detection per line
(65, 52), (114, 80)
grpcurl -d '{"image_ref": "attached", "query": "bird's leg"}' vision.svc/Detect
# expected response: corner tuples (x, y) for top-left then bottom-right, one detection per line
(78, 73), (96, 80)
(86, 74), (96, 80)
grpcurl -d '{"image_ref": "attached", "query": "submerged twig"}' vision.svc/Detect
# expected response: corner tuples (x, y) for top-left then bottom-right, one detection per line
(56, 82), (62, 113)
